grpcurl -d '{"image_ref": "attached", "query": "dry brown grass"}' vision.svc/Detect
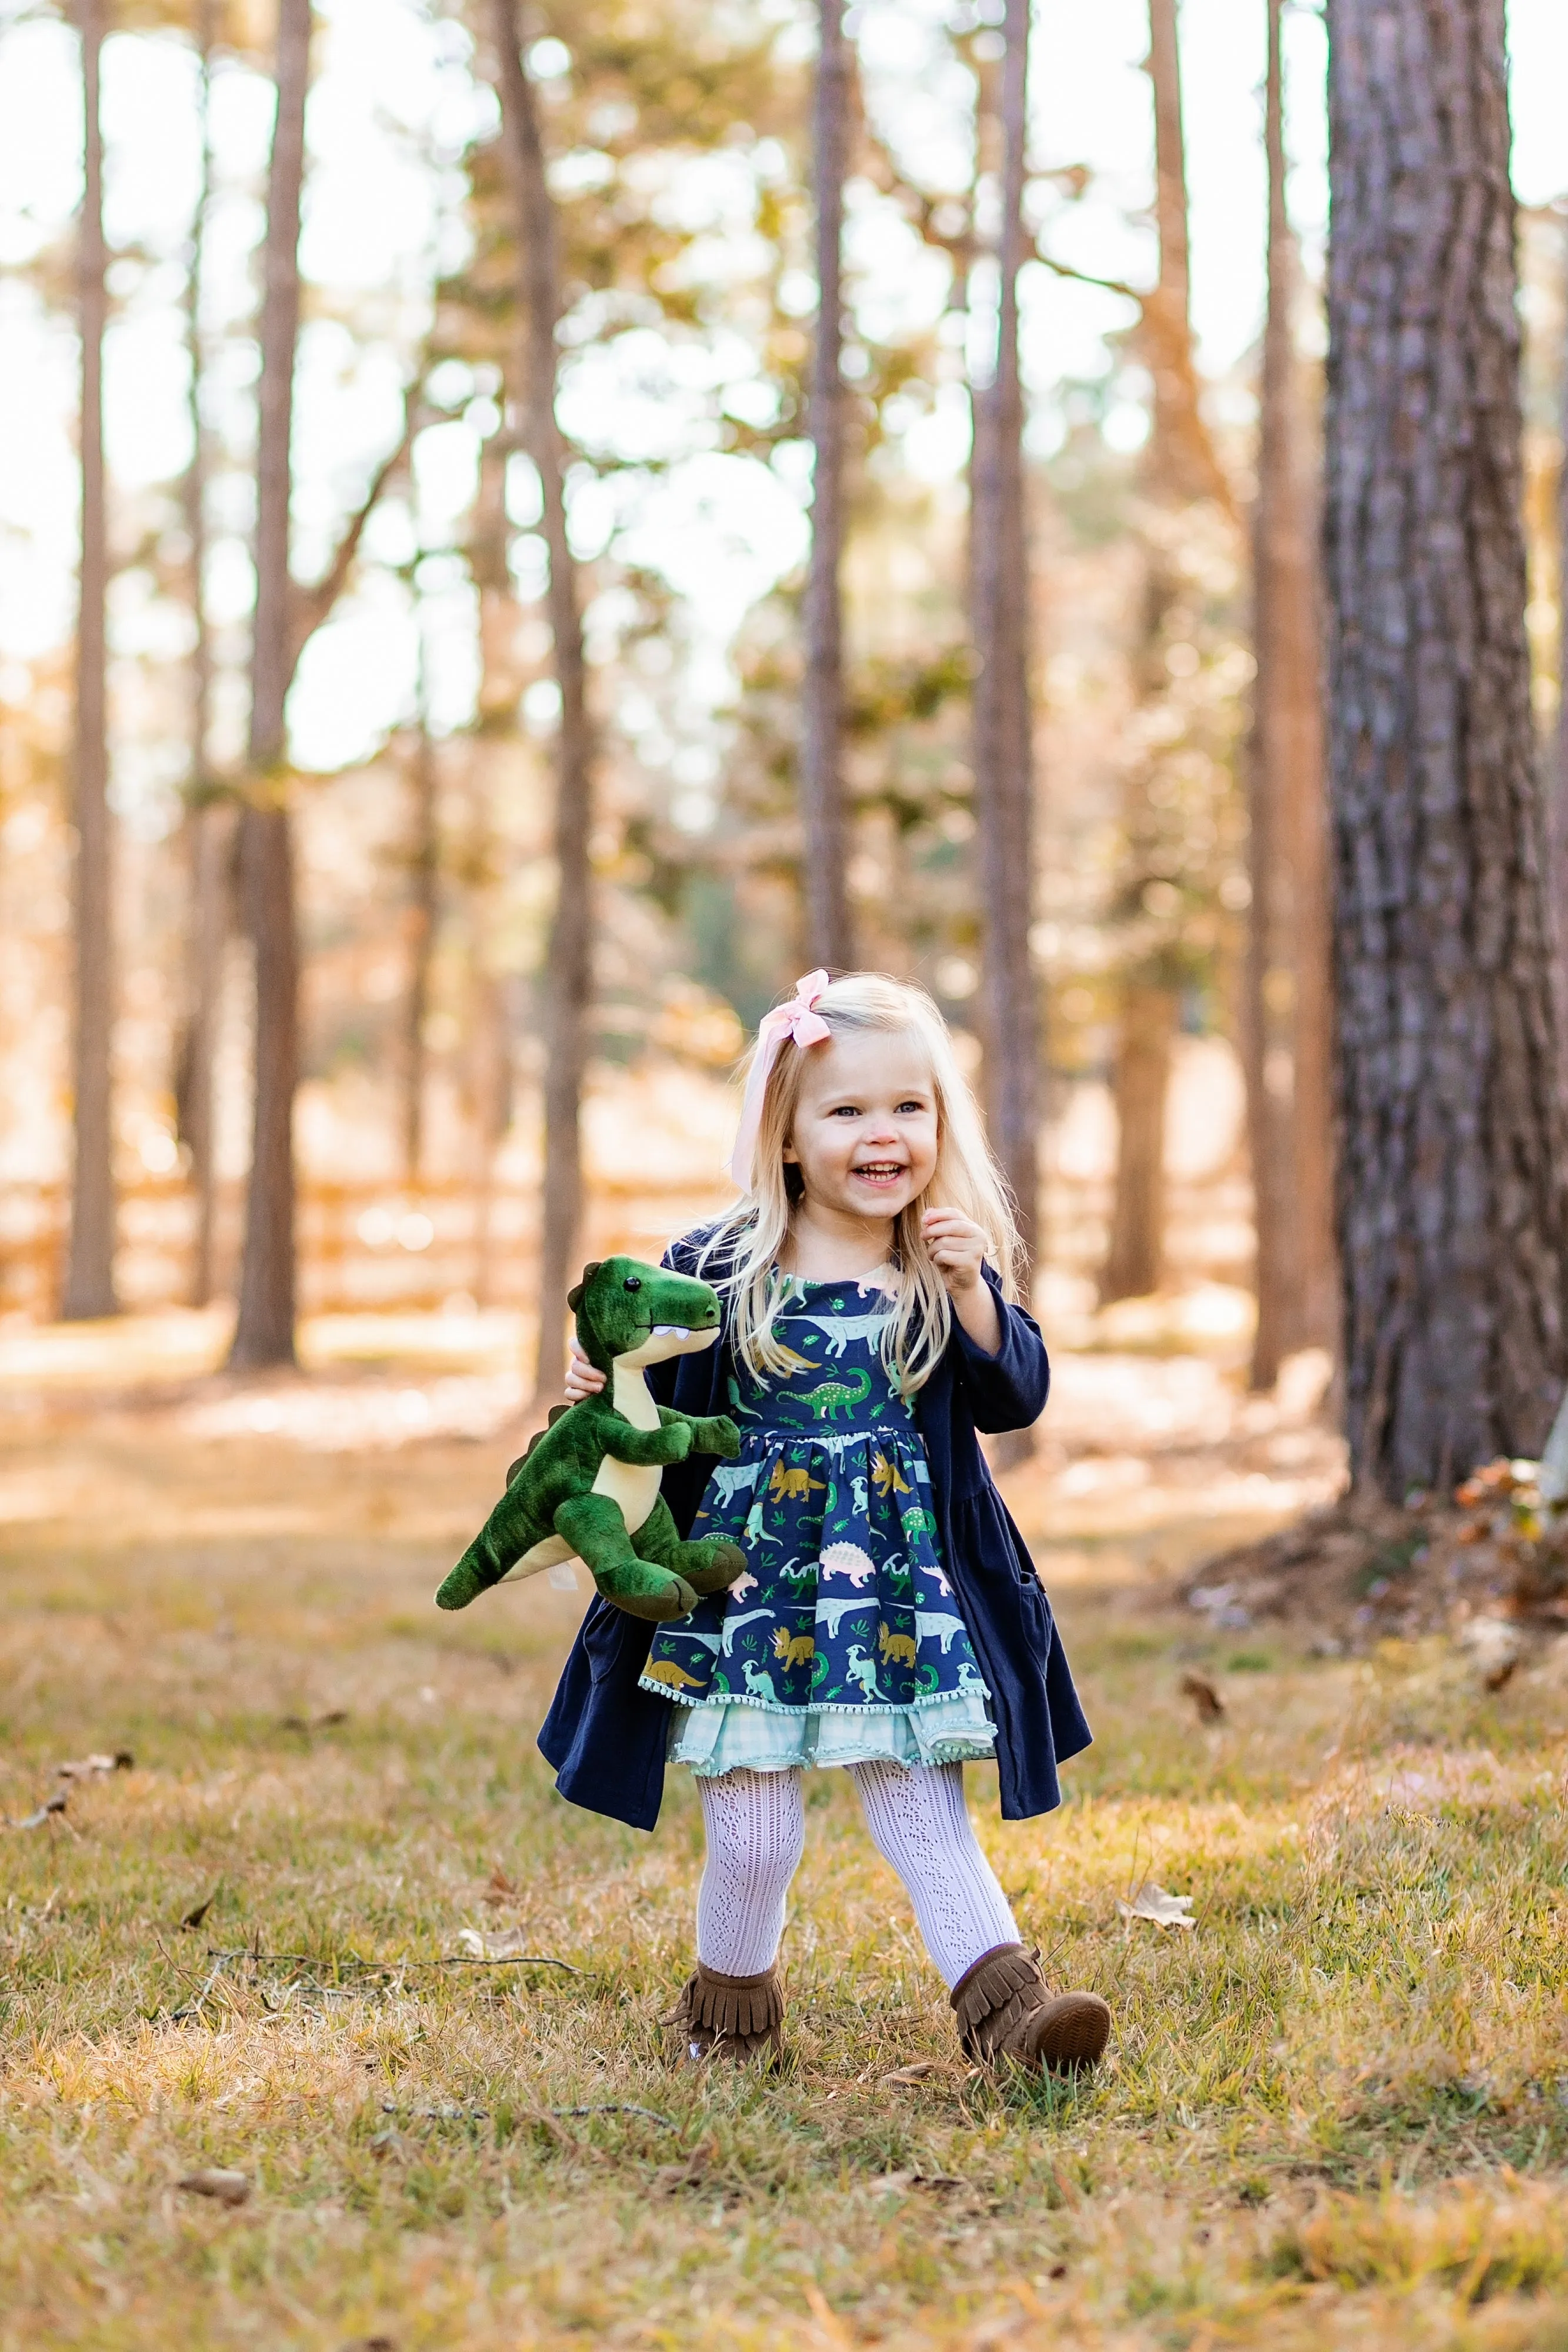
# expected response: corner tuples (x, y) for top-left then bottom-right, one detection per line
(5, 1332), (1568, 2349)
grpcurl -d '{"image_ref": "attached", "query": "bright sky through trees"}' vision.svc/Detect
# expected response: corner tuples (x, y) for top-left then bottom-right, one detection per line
(0, 0), (1563, 786)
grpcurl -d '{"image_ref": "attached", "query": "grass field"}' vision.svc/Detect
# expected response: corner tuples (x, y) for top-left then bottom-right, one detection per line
(5, 1331), (1568, 2349)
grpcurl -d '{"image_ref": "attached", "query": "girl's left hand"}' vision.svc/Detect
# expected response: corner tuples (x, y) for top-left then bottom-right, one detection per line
(922, 1207), (988, 1295)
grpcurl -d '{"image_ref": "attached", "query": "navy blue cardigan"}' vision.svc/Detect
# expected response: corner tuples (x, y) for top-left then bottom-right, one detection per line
(536, 1236), (1092, 1828)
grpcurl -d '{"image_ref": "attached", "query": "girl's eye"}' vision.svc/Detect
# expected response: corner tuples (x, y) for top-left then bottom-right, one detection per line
(895, 1101), (925, 1115)
(829, 1104), (861, 1118)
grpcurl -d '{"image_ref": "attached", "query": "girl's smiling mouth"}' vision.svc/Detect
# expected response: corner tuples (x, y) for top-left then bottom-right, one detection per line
(852, 1161), (907, 1184)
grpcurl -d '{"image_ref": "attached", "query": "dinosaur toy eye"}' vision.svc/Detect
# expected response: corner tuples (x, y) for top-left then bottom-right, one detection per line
(623, 1275), (642, 1291)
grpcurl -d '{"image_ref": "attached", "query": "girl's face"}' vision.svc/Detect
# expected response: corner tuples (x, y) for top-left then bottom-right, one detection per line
(783, 1029), (940, 1225)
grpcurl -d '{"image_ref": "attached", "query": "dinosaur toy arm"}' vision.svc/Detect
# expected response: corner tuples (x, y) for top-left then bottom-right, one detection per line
(655, 1406), (741, 1460)
(601, 1417), (693, 1467)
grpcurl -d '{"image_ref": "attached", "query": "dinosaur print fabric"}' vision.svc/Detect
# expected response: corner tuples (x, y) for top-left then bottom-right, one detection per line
(640, 1277), (996, 1776)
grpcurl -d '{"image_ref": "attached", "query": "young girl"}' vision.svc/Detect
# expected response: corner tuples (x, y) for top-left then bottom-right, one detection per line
(538, 971), (1109, 2074)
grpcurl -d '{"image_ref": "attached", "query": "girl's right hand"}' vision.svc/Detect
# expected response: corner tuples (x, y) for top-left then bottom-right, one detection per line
(563, 1338), (606, 1403)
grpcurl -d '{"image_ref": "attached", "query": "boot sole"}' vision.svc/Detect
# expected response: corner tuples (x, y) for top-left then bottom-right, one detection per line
(1031, 1992), (1112, 2073)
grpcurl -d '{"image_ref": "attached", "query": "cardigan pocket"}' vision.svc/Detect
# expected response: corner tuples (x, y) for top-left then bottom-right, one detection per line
(582, 1599), (646, 1687)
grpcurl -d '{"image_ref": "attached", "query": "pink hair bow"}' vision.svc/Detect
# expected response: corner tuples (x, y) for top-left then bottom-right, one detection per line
(728, 970), (832, 1188)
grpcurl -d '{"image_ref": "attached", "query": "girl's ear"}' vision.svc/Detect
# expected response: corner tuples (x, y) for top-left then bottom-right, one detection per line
(781, 1131), (798, 1164)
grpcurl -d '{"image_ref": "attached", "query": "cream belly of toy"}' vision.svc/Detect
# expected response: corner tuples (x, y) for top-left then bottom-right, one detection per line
(499, 1323), (719, 1583)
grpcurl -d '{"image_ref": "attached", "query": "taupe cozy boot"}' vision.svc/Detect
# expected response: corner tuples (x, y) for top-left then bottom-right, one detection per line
(950, 1943), (1110, 2074)
(672, 1961), (784, 2066)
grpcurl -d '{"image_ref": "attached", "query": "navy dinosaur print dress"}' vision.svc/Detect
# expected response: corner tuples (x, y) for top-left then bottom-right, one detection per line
(639, 1275), (996, 1775)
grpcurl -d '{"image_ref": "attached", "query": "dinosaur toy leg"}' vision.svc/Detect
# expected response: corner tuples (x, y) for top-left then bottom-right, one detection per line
(633, 1497), (746, 1597)
(555, 1494), (699, 1623)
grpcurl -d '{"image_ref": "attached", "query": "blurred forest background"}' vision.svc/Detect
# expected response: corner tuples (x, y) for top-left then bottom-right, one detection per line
(2, 0), (1567, 1483)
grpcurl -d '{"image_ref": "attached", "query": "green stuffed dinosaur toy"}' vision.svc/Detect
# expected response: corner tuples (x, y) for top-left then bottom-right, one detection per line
(435, 1255), (745, 1624)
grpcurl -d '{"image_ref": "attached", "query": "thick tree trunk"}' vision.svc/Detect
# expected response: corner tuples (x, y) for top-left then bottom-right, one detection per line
(62, 0), (117, 1322)
(178, 0), (223, 1309)
(229, 0), (309, 1370)
(1325, 0), (1568, 1495)
(1553, 223), (1568, 1105)
(1245, 0), (1336, 1386)
(403, 634), (439, 1187)
(800, 0), (852, 971)
(972, 0), (1039, 1278)
(493, 0), (594, 1401)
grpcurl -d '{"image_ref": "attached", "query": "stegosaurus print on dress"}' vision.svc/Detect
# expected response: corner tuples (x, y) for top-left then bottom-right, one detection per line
(641, 1274), (995, 1777)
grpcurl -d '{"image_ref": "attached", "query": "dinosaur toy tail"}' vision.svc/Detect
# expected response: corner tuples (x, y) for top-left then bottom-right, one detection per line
(435, 1550), (490, 1611)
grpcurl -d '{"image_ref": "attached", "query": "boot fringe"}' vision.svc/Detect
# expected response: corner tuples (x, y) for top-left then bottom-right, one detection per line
(950, 1942), (1039, 2040)
(673, 1962), (784, 2058)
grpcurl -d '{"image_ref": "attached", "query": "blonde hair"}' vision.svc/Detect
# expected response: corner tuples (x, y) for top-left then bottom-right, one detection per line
(698, 972), (1023, 1394)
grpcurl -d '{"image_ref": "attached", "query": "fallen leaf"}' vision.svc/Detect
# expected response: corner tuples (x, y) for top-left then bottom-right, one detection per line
(1117, 1880), (1196, 1931)
(1459, 1614), (1523, 1689)
(880, 2062), (940, 2086)
(315, 1708), (349, 1728)
(652, 2134), (718, 2192)
(54, 1753), (121, 1780)
(1179, 1671), (1225, 1724)
(177, 2168), (250, 2207)
(870, 2168), (966, 2194)
(458, 1924), (538, 1960)
(340, 2340), (396, 2352)
(11, 1791), (68, 1831)
(179, 1889), (220, 1931)
(481, 1865), (519, 1908)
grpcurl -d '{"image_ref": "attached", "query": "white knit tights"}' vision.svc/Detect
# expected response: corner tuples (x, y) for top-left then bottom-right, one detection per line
(693, 1762), (1020, 1988)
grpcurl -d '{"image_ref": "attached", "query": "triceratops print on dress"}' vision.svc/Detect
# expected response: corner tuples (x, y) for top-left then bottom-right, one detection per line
(641, 1276), (986, 1715)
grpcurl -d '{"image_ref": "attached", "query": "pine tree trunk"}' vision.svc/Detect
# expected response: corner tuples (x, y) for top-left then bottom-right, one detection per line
(1325, 0), (1568, 1495)
(1245, 0), (1336, 1386)
(403, 629), (439, 1188)
(62, 0), (117, 1322)
(179, 0), (223, 1310)
(229, 0), (309, 1370)
(801, 0), (852, 971)
(179, 806), (233, 1306)
(493, 0), (593, 1402)
(1100, 982), (1176, 1302)
(1099, 0), (1197, 1308)
(972, 0), (1039, 1278)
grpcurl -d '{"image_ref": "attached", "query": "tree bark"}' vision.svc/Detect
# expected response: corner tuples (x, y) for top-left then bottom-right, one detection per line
(1553, 218), (1568, 1107)
(800, 0), (852, 971)
(1245, 0), (1336, 1386)
(493, 0), (594, 1402)
(62, 0), (118, 1322)
(1325, 0), (1568, 1495)
(972, 0), (1039, 1279)
(229, 0), (309, 1370)
(178, 0), (224, 1310)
